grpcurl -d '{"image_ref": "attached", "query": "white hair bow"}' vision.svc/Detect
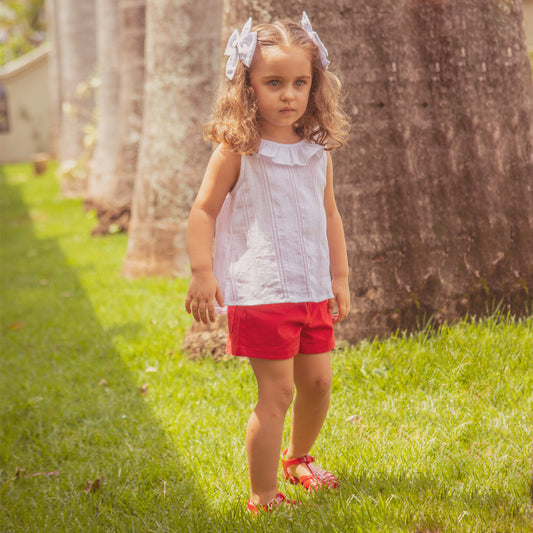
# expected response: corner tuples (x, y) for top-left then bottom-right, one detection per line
(224, 17), (258, 80)
(301, 11), (330, 69)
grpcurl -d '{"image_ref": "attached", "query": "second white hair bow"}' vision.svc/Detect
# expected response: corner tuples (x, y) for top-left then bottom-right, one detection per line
(224, 17), (258, 80)
(301, 11), (330, 69)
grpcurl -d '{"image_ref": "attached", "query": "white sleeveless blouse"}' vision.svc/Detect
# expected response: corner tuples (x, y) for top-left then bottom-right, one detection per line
(214, 139), (334, 308)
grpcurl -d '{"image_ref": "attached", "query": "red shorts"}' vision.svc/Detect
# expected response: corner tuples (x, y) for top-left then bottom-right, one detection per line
(226, 301), (335, 360)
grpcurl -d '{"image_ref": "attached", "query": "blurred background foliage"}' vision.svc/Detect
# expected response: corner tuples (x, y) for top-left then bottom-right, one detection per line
(0, 0), (46, 66)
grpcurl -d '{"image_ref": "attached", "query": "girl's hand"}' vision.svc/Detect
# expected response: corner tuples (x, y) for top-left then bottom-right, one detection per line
(185, 271), (225, 324)
(328, 277), (351, 324)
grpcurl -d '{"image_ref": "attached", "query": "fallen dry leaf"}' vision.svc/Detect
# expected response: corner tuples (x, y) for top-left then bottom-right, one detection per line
(84, 476), (104, 493)
(9, 322), (25, 330)
(98, 378), (108, 387)
(13, 467), (60, 480)
(140, 383), (149, 395)
(346, 415), (361, 424)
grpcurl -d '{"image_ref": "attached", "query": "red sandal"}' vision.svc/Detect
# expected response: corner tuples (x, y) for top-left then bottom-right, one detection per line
(247, 492), (298, 515)
(281, 449), (339, 491)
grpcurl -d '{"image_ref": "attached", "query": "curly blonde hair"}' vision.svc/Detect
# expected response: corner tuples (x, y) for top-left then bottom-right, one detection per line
(204, 18), (350, 154)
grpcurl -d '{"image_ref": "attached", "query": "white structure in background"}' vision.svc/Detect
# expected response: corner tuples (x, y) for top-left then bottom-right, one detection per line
(0, 43), (50, 163)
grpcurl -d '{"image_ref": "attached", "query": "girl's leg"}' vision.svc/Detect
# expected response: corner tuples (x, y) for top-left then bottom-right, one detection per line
(247, 357), (295, 505)
(286, 352), (332, 478)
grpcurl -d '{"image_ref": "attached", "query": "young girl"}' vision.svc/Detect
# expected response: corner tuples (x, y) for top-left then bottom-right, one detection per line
(185, 12), (350, 514)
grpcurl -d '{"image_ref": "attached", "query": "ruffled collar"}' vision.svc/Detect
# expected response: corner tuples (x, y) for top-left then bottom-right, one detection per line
(257, 139), (324, 166)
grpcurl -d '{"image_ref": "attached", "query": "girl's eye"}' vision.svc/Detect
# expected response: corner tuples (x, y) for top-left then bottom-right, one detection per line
(295, 80), (306, 87)
(268, 80), (280, 87)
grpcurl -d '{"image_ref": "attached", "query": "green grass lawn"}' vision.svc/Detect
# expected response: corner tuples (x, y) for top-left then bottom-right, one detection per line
(1, 162), (532, 532)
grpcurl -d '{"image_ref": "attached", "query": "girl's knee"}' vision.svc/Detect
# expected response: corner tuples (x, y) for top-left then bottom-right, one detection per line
(257, 381), (294, 413)
(314, 376), (332, 396)
(273, 382), (295, 411)
(299, 375), (331, 397)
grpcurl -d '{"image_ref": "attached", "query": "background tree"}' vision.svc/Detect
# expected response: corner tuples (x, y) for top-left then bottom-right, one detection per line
(46, 0), (61, 158)
(106, 0), (147, 234)
(54, 0), (97, 196)
(86, 0), (145, 236)
(327, 0), (533, 343)
(85, 0), (122, 233)
(122, 0), (222, 277)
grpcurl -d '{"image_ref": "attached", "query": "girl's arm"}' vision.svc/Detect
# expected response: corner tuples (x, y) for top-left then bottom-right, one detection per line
(185, 144), (240, 324)
(324, 152), (351, 323)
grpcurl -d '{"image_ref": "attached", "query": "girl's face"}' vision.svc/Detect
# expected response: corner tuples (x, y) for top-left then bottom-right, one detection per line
(249, 46), (312, 143)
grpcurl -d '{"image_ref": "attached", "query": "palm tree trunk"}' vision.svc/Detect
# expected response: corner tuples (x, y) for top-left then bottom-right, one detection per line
(45, 0), (61, 159)
(327, 0), (533, 342)
(86, 0), (122, 233)
(55, 0), (97, 196)
(108, 0), (147, 232)
(122, 0), (222, 277)
(222, 1), (301, 34)
(87, 0), (146, 235)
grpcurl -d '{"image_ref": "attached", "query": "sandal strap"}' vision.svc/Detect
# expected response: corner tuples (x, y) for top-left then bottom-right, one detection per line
(267, 493), (286, 507)
(282, 454), (315, 468)
(296, 473), (321, 489)
(281, 449), (339, 490)
(308, 463), (339, 487)
(247, 492), (298, 515)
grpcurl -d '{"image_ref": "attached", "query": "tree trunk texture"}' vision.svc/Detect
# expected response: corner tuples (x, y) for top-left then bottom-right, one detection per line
(55, 0), (97, 196)
(86, 0), (145, 236)
(45, 0), (61, 159)
(222, 0), (306, 28)
(100, 0), (147, 234)
(325, 0), (533, 343)
(122, 0), (222, 277)
(86, 0), (124, 235)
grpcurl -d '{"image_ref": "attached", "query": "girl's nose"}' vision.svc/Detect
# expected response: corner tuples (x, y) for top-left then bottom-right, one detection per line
(281, 86), (295, 102)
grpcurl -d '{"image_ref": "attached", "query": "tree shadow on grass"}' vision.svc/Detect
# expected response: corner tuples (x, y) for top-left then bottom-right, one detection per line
(0, 169), (215, 532)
